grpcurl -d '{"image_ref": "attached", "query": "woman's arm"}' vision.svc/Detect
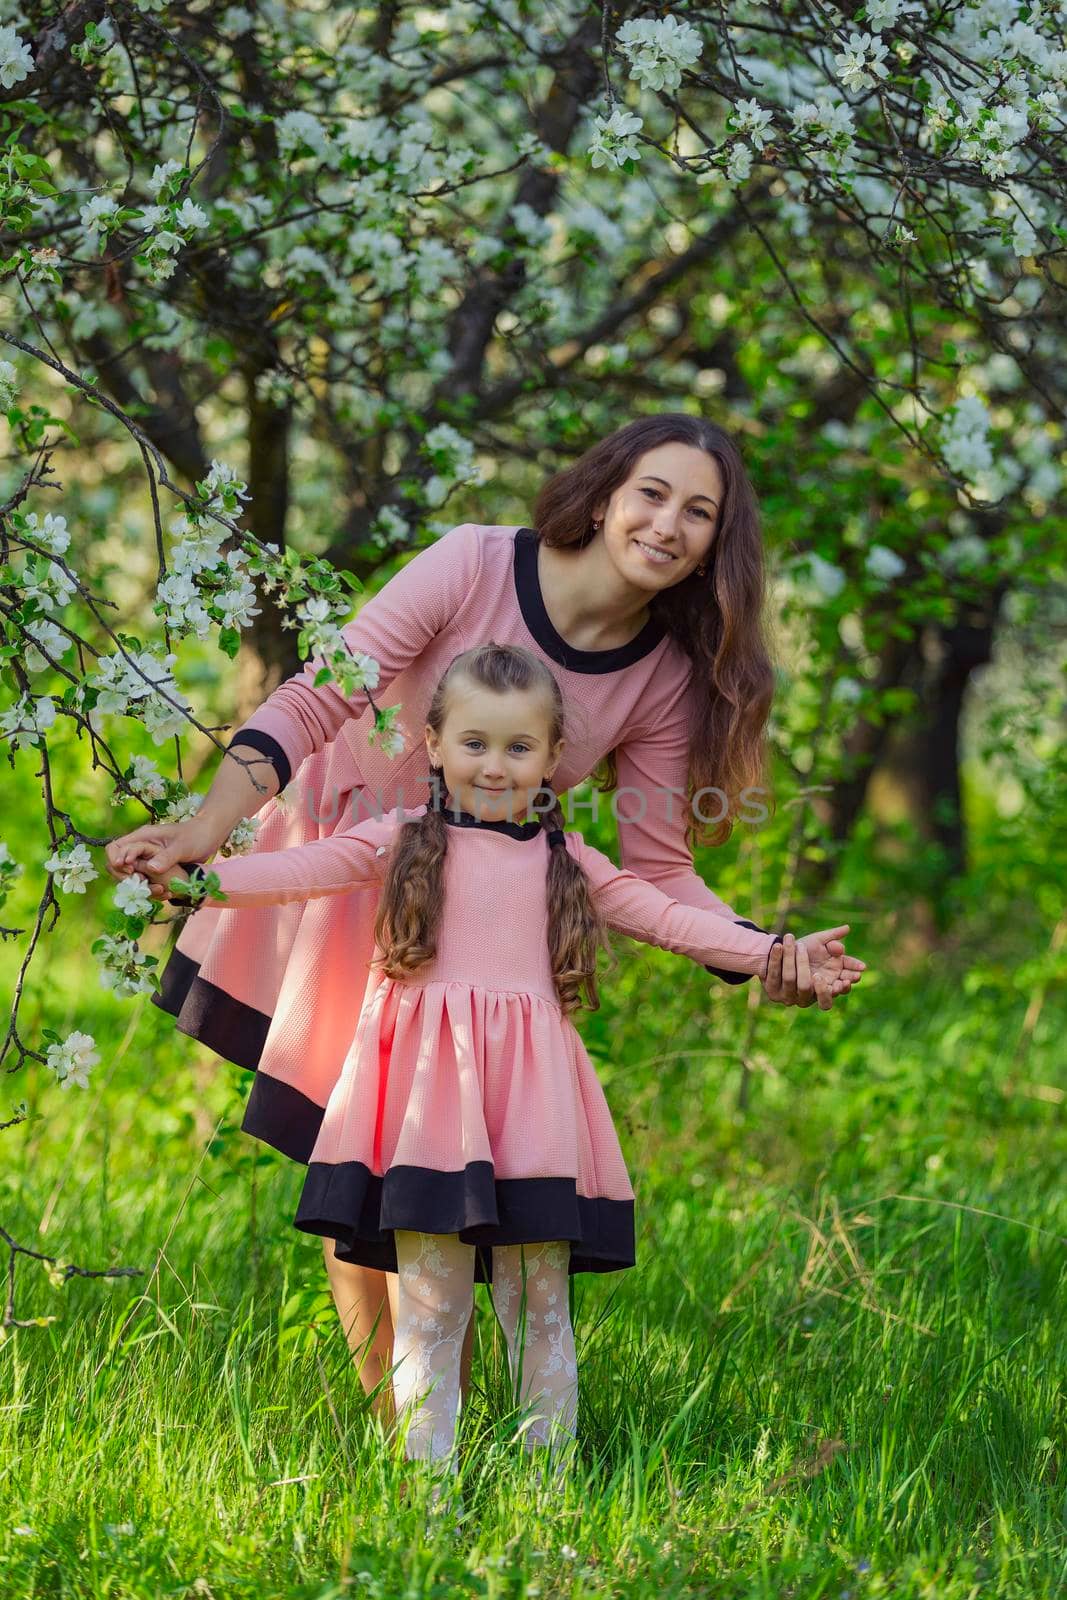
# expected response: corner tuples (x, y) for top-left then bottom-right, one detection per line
(612, 679), (771, 984)
(223, 521), (486, 795)
(167, 821), (393, 909)
(574, 837), (783, 978)
(109, 524), (486, 874)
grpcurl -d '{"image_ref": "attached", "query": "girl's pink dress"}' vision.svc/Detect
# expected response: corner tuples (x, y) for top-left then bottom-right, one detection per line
(191, 805), (780, 1281)
(154, 523), (770, 1166)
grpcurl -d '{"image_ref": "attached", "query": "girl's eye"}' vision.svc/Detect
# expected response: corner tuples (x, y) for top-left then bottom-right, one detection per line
(640, 486), (710, 519)
(510, 744), (530, 754)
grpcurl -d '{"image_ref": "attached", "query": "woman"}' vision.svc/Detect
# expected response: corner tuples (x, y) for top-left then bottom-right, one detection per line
(107, 414), (861, 1422)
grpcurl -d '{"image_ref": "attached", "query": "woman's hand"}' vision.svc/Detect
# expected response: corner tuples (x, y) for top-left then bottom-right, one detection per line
(105, 817), (224, 885)
(761, 927), (866, 1011)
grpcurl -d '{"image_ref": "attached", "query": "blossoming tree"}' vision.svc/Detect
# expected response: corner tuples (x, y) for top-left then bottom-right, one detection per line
(0, 2), (1064, 1323)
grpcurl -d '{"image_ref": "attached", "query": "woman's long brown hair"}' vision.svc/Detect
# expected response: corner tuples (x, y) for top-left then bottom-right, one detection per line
(532, 413), (775, 848)
(372, 643), (610, 1013)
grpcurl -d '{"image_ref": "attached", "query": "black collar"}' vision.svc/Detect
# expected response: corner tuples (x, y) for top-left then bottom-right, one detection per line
(513, 526), (666, 673)
(437, 803), (544, 842)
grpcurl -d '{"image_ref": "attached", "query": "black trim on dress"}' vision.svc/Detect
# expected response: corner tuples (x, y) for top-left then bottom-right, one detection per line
(226, 729), (292, 793)
(513, 526), (666, 673)
(438, 805), (545, 841)
(704, 922), (783, 985)
(295, 1158), (635, 1280)
(153, 946), (271, 1071)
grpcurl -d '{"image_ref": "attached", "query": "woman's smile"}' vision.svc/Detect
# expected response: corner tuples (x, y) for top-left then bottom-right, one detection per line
(632, 538), (678, 566)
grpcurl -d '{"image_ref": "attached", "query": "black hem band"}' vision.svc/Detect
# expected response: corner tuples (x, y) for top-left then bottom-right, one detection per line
(152, 946), (271, 1074)
(295, 1158), (635, 1280)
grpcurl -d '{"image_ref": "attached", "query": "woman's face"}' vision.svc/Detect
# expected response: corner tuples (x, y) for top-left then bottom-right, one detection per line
(594, 441), (723, 593)
(425, 677), (563, 823)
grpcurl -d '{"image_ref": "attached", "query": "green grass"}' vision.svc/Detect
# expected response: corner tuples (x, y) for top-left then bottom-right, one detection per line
(2, 932), (1065, 1598)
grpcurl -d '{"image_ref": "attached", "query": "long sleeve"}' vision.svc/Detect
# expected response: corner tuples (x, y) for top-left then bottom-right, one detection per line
(173, 821), (391, 909)
(612, 676), (770, 984)
(226, 522), (485, 789)
(574, 836), (782, 979)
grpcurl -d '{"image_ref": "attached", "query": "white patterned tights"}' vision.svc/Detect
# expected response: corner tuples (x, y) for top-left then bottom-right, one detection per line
(392, 1230), (579, 1474)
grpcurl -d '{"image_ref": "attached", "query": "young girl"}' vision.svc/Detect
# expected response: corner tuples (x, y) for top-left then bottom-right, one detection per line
(136, 643), (863, 1497)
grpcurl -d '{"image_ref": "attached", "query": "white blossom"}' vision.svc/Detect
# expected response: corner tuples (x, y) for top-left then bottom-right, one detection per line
(45, 841), (98, 894)
(146, 160), (183, 197)
(726, 143), (754, 184)
(941, 395), (994, 478)
(172, 525), (227, 575)
(127, 754), (167, 802)
(807, 554), (848, 599)
(616, 15), (702, 94)
(938, 533), (988, 571)
(20, 558), (76, 614)
(276, 110), (332, 161)
(159, 790), (204, 824)
(834, 32), (890, 93)
(215, 572), (261, 629)
(832, 677), (865, 704)
(174, 197), (208, 230)
(219, 6), (255, 33)
(22, 511), (71, 556)
(865, 0), (903, 31)
(45, 1030), (99, 1091)
(865, 544), (906, 581)
(142, 692), (191, 745)
(0, 358), (17, 410)
(0, 694), (58, 751)
(588, 107), (643, 170)
(732, 99), (774, 149)
(224, 815), (260, 854)
(79, 194), (119, 245)
(95, 933), (157, 998)
(202, 459), (250, 510)
(0, 25), (34, 90)
(25, 618), (72, 673)
(113, 874), (154, 917)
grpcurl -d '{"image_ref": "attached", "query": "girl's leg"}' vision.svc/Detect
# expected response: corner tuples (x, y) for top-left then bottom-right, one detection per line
(392, 1230), (476, 1467)
(490, 1240), (579, 1478)
(322, 1242), (478, 1425)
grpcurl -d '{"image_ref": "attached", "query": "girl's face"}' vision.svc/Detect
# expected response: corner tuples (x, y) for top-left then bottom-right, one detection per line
(425, 678), (563, 823)
(594, 440), (723, 594)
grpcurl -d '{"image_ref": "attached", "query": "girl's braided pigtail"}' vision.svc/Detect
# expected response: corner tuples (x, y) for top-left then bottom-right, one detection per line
(541, 791), (612, 1014)
(373, 765), (449, 978)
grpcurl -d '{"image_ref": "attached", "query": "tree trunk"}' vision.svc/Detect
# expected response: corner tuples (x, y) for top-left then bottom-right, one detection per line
(875, 588), (1006, 922)
(233, 389), (301, 724)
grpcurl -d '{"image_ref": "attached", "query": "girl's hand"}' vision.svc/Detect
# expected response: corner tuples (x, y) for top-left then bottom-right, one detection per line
(134, 860), (194, 904)
(106, 817), (223, 884)
(762, 928), (866, 1011)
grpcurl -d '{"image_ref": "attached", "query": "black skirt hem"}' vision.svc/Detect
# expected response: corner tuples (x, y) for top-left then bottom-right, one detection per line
(153, 946), (270, 1073)
(296, 1159), (636, 1281)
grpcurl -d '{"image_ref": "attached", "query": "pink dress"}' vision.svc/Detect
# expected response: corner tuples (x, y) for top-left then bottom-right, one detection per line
(154, 523), (770, 1166)
(187, 805), (781, 1281)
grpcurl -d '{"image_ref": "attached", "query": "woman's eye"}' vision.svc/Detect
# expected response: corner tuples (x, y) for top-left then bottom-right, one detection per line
(641, 486), (710, 518)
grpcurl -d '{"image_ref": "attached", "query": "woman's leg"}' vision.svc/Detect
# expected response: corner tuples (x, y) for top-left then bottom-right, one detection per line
(490, 1240), (579, 1478)
(322, 1242), (478, 1424)
(392, 1230), (476, 1468)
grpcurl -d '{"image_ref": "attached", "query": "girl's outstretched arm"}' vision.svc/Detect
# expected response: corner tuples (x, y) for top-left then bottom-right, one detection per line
(142, 815), (398, 909)
(572, 835), (783, 978)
